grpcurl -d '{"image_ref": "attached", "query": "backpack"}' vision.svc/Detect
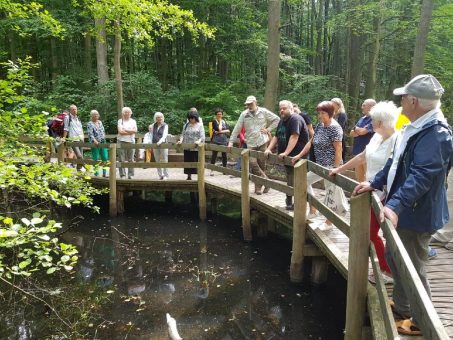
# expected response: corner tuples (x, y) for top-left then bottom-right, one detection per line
(48, 113), (68, 137)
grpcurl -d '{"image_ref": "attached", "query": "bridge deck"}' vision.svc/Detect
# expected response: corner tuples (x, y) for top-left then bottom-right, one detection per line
(91, 167), (453, 338)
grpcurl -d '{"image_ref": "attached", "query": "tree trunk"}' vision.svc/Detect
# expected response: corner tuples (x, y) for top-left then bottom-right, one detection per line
(84, 32), (92, 79)
(114, 21), (123, 117)
(364, 0), (383, 99)
(314, 0), (323, 74)
(8, 31), (16, 62)
(347, 0), (363, 112)
(50, 37), (58, 81)
(95, 18), (109, 86)
(264, 0), (281, 111)
(411, 0), (434, 77)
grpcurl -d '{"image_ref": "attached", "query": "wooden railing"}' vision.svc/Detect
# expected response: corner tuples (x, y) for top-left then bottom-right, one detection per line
(27, 138), (450, 339)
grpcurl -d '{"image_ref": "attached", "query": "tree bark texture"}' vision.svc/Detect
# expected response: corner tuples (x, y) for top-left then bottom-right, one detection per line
(411, 0), (434, 77)
(114, 20), (124, 117)
(264, 0), (281, 111)
(95, 18), (109, 87)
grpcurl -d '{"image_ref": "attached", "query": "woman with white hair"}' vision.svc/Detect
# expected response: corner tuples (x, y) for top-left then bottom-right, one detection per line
(145, 112), (169, 180)
(330, 101), (399, 283)
(87, 109), (108, 176)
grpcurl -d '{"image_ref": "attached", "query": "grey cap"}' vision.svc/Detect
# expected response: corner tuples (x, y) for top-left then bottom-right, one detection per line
(393, 74), (444, 99)
(244, 95), (257, 104)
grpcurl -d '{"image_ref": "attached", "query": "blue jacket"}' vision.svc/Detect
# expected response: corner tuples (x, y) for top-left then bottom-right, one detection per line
(371, 119), (453, 232)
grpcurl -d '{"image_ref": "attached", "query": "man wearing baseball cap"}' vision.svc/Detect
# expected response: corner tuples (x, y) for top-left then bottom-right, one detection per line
(228, 95), (280, 194)
(354, 74), (452, 335)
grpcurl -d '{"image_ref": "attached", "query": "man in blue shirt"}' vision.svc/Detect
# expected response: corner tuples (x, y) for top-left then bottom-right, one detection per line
(349, 99), (376, 181)
(354, 75), (451, 336)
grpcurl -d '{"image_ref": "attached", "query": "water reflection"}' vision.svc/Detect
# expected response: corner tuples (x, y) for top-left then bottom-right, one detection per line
(1, 199), (346, 339)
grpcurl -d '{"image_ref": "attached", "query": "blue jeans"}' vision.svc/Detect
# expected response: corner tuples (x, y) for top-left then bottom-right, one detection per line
(234, 143), (247, 170)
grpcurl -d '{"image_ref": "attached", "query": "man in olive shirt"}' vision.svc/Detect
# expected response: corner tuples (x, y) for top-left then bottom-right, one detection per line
(228, 96), (280, 194)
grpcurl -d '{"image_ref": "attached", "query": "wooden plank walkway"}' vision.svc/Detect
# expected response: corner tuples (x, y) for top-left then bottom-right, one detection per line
(90, 167), (453, 338)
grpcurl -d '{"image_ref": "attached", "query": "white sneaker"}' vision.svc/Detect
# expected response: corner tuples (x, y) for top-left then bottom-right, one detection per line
(307, 212), (320, 219)
(318, 222), (332, 232)
(210, 171), (214, 176)
(163, 176), (168, 180)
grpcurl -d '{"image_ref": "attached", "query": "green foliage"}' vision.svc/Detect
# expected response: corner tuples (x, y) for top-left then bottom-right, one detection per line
(0, 214), (78, 278)
(0, 0), (64, 37)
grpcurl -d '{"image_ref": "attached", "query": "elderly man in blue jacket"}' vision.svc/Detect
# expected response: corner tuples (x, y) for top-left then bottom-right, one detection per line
(354, 74), (452, 335)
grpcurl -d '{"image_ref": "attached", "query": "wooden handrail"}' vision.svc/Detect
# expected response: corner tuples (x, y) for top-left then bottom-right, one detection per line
(24, 137), (450, 338)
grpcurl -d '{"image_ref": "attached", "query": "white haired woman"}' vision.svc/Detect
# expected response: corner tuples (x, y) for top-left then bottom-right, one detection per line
(147, 112), (169, 180)
(87, 109), (108, 177)
(329, 101), (399, 283)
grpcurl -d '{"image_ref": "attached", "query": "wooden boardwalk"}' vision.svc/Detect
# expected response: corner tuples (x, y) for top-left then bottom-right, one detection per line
(91, 166), (453, 339)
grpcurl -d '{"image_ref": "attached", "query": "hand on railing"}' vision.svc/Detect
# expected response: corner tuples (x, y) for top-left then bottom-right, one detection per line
(329, 167), (340, 177)
(380, 206), (398, 227)
(263, 149), (272, 159)
(227, 142), (233, 153)
(352, 181), (374, 196)
(291, 154), (301, 165)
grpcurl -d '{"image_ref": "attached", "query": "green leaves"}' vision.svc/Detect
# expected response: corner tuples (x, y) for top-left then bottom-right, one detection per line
(0, 214), (79, 278)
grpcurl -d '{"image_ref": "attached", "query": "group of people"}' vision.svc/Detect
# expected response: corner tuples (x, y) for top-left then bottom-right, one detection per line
(48, 74), (451, 336)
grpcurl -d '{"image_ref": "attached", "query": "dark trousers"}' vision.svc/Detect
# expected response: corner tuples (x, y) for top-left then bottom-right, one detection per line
(210, 151), (227, 167)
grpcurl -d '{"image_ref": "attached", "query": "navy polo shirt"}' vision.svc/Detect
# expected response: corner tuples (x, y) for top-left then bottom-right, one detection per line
(352, 115), (374, 155)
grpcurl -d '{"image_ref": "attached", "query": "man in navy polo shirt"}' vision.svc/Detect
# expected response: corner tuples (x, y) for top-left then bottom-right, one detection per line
(349, 98), (376, 181)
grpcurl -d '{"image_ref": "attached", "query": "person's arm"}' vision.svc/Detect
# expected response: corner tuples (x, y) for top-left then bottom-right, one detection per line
(196, 123), (205, 144)
(264, 136), (278, 155)
(280, 134), (299, 158)
(333, 141), (342, 167)
(63, 115), (69, 138)
(330, 150), (366, 176)
(292, 139), (312, 164)
(118, 120), (127, 135)
(212, 119), (220, 134)
(307, 124), (314, 138)
(385, 131), (450, 216)
(263, 109), (280, 133)
(158, 124), (168, 145)
(220, 121), (230, 134)
(87, 122), (98, 144)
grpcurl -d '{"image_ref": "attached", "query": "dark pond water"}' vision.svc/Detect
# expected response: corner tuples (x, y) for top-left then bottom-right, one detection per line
(1, 193), (346, 339)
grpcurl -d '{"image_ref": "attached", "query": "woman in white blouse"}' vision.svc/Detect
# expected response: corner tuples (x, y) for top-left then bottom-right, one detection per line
(329, 101), (398, 283)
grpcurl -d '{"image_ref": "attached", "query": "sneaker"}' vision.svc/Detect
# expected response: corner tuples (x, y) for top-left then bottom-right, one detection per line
(368, 273), (393, 285)
(160, 176), (164, 180)
(285, 204), (294, 211)
(318, 222), (332, 232)
(263, 186), (270, 193)
(210, 171), (214, 176)
(163, 176), (168, 180)
(307, 212), (319, 220)
(445, 242), (453, 251)
(430, 236), (445, 245)
(428, 247), (437, 260)
(128, 175), (133, 180)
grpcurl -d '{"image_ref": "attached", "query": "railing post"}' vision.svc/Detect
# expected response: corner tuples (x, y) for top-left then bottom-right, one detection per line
(241, 149), (252, 241)
(109, 143), (117, 217)
(57, 143), (65, 164)
(345, 191), (370, 340)
(197, 143), (207, 221)
(290, 160), (308, 282)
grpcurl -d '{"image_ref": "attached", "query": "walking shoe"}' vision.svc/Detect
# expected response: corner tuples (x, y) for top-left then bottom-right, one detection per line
(285, 204), (294, 211)
(428, 247), (437, 260)
(163, 176), (168, 180)
(368, 272), (394, 285)
(318, 222), (332, 232)
(445, 242), (453, 251)
(263, 186), (270, 193)
(307, 211), (320, 220)
(430, 236), (445, 245)
(160, 176), (164, 180)
(210, 170), (214, 176)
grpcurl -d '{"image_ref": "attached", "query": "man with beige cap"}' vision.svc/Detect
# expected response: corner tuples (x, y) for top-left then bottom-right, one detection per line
(228, 96), (280, 194)
(354, 74), (452, 335)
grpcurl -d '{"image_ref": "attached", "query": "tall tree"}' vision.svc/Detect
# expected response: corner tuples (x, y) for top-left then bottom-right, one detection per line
(264, 0), (281, 111)
(411, 0), (434, 76)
